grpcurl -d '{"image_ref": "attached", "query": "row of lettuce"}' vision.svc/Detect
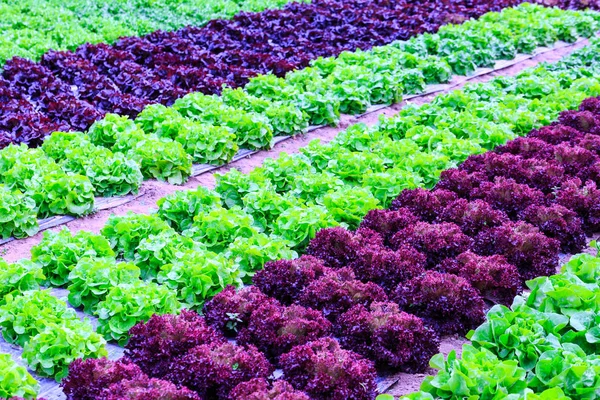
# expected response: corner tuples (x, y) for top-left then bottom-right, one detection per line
(2, 39), (600, 399)
(0, 0), (307, 66)
(4, 3), (592, 148)
(401, 249), (600, 399)
(2, 4), (599, 242)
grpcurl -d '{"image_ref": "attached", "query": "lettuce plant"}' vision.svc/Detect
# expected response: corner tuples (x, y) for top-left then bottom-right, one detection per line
(0, 184), (38, 239)
(156, 186), (223, 232)
(230, 378), (310, 400)
(0, 353), (39, 399)
(31, 228), (115, 287)
(0, 259), (45, 302)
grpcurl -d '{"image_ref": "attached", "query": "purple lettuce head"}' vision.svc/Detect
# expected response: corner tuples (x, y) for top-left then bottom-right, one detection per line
(124, 310), (225, 378)
(165, 342), (274, 399)
(358, 208), (419, 245)
(437, 251), (521, 306)
(62, 358), (146, 400)
(280, 337), (377, 400)
(253, 255), (330, 305)
(305, 227), (383, 269)
(349, 244), (426, 293)
(297, 268), (387, 323)
(470, 177), (546, 218)
(434, 169), (487, 199)
(519, 204), (586, 253)
(389, 189), (458, 222)
(336, 302), (439, 372)
(102, 377), (201, 400)
(437, 199), (509, 237)
(558, 110), (597, 133)
(203, 286), (280, 336)
(393, 271), (485, 335)
(552, 178), (600, 233)
(238, 303), (332, 363)
(494, 137), (555, 160)
(473, 221), (560, 281)
(579, 96), (600, 113)
(390, 221), (473, 269)
(230, 378), (310, 400)
(529, 124), (584, 144)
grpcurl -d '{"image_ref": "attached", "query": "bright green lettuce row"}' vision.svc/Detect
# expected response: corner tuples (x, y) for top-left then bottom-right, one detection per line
(0, 184), (39, 239)
(226, 232), (298, 282)
(0, 259), (45, 304)
(156, 186), (223, 232)
(95, 281), (182, 346)
(22, 317), (108, 381)
(101, 212), (173, 261)
(67, 258), (141, 314)
(0, 352), (39, 399)
(0, 289), (78, 347)
(42, 131), (143, 198)
(157, 248), (242, 309)
(134, 231), (199, 281)
(30, 228), (115, 287)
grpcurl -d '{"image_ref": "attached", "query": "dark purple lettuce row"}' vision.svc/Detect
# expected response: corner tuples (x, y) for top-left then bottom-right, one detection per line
(393, 271), (486, 335)
(124, 310), (225, 378)
(279, 337), (377, 400)
(335, 302), (440, 372)
(0, 0), (567, 148)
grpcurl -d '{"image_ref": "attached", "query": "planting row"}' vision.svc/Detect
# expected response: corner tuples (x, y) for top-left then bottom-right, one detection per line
(0, 42), (599, 398)
(52, 88), (600, 398)
(401, 249), (600, 399)
(1, 5), (599, 244)
(0, 0), (307, 67)
(1, 4), (598, 148)
(51, 90), (600, 397)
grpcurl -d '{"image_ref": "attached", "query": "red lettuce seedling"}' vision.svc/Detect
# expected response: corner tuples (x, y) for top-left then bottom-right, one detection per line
(336, 302), (439, 372)
(437, 199), (509, 236)
(558, 110), (597, 133)
(552, 178), (600, 233)
(389, 188), (458, 222)
(280, 337), (377, 400)
(519, 204), (586, 253)
(203, 286), (279, 336)
(61, 358), (146, 400)
(390, 222), (473, 269)
(253, 255), (330, 305)
(165, 342), (274, 399)
(238, 303), (332, 363)
(298, 268), (387, 323)
(230, 378), (310, 400)
(473, 221), (560, 280)
(349, 244), (426, 293)
(102, 377), (201, 400)
(434, 169), (486, 198)
(470, 177), (546, 218)
(124, 310), (225, 378)
(437, 251), (521, 306)
(358, 208), (419, 245)
(394, 271), (485, 335)
(305, 227), (383, 269)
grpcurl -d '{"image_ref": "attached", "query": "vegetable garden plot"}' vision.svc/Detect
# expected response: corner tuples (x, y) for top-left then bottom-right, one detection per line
(4, 39), (600, 399)
(1, 3), (596, 148)
(0, 0), (309, 67)
(1, 5), (598, 246)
